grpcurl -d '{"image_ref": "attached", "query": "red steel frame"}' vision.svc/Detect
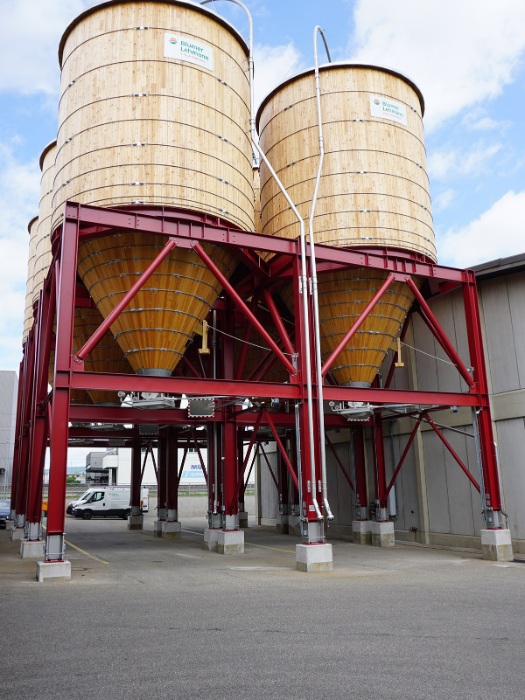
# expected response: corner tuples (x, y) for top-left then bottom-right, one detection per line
(13, 202), (505, 562)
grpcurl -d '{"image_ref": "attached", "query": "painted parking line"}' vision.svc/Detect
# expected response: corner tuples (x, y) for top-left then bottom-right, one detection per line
(43, 523), (110, 564)
(64, 539), (110, 565)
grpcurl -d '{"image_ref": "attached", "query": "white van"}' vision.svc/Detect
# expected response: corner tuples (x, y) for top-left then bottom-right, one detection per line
(69, 487), (131, 520)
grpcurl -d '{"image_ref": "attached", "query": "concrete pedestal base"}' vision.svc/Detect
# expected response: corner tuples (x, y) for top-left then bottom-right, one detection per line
(36, 560), (71, 583)
(204, 528), (221, 552)
(161, 521), (182, 539)
(153, 520), (165, 537)
(217, 530), (244, 555)
(5, 519), (14, 531)
(239, 511), (249, 529)
(296, 543), (333, 573)
(128, 514), (144, 531)
(352, 520), (372, 545)
(276, 514), (289, 535)
(371, 521), (395, 547)
(481, 528), (513, 562)
(10, 528), (25, 542)
(20, 539), (45, 559)
(288, 515), (301, 535)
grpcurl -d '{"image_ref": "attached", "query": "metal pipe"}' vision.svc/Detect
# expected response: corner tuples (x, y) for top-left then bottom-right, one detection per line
(212, 309), (218, 514)
(309, 26), (334, 520)
(200, 0), (320, 519)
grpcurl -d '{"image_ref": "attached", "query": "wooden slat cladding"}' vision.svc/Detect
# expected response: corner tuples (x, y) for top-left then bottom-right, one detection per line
(257, 64), (434, 260)
(257, 64), (434, 385)
(23, 217), (38, 340)
(77, 233), (236, 374)
(32, 142), (57, 305)
(53, 1), (253, 230)
(53, 1), (252, 375)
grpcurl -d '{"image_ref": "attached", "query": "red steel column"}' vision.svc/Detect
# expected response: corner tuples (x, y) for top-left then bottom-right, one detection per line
(130, 441), (142, 515)
(353, 427), (368, 520)
(373, 416), (389, 520)
(463, 271), (504, 527)
(166, 426), (179, 521)
(157, 432), (167, 526)
(45, 215), (78, 562)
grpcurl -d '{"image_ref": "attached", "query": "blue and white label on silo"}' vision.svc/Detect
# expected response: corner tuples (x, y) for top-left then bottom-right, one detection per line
(369, 95), (407, 125)
(164, 34), (214, 71)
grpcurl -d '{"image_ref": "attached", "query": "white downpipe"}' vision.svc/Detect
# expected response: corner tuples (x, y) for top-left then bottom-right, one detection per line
(200, 0), (322, 519)
(309, 26), (334, 521)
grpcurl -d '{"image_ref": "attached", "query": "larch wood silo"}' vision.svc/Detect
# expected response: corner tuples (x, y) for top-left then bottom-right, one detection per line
(257, 63), (436, 387)
(53, 0), (253, 377)
(23, 217), (38, 341)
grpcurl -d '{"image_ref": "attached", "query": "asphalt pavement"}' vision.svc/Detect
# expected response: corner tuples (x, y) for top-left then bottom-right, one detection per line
(1, 507), (524, 700)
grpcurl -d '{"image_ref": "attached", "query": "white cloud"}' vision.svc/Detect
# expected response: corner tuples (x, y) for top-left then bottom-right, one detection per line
(428, 142), (502, 181)
(437, 190), (525, 267)
(432, 188), (456, 212)
(349, 0), (525, 131)
(0, 0), (90, 95)
(254, 42), (305, 109)
(0, 144), (40, 370)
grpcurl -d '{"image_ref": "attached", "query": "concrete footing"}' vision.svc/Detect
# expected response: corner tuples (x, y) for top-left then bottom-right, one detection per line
(238, 511), (249, 529)
(352, 520), (372, 545)
(10, 528), (25, 542)
(153, 520), (165, 537)
(36, 560), (72, 583)
(296, 543), (333, 573)
(204, 528), (221, 552)
(481, 528), (513, 562)
(5, 519), (14, 531)
(371, 521), (395, 547)
(20, 539), (45, 559)
(276, 514), (289, 535)
(161, 521), (182, 539)
(128, 514), (144, 531)
(217, 530), (244, 554)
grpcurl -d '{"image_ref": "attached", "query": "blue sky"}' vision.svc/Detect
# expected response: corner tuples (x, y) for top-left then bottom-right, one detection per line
(1, 0), (525, 375)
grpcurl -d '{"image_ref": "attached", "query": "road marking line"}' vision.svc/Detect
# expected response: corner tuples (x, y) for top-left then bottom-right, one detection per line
(64, 539), (110, 565)
(43, 523), (110, 564)
(245, 542), (295, 554)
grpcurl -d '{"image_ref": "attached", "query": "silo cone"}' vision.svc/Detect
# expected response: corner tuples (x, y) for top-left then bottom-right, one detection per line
(53, 1), (254, 376)
(257, 63), (436, 386)
(73, 306), (134, 404)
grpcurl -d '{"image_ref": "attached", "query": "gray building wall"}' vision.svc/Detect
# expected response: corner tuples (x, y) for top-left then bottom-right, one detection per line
(0, 371), (18, 492)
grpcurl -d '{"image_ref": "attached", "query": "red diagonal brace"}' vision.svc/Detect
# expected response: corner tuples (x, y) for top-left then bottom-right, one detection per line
(405, 277), (475, 389)
(76, 237), (178, 361)
(192, 242), (297, 377)
(424, 414), (480, 491)
(262, 409), (299, 490)
(385, 415), (423, 498)
(322, 272), (396, 377)
(326, 434), (354, 491)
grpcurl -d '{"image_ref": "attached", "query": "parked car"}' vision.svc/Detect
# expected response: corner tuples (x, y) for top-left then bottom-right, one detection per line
(0, 498), (10, 528)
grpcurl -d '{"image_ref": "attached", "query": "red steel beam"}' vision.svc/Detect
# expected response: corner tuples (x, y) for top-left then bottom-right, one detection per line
(65, 202), (468, 283)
